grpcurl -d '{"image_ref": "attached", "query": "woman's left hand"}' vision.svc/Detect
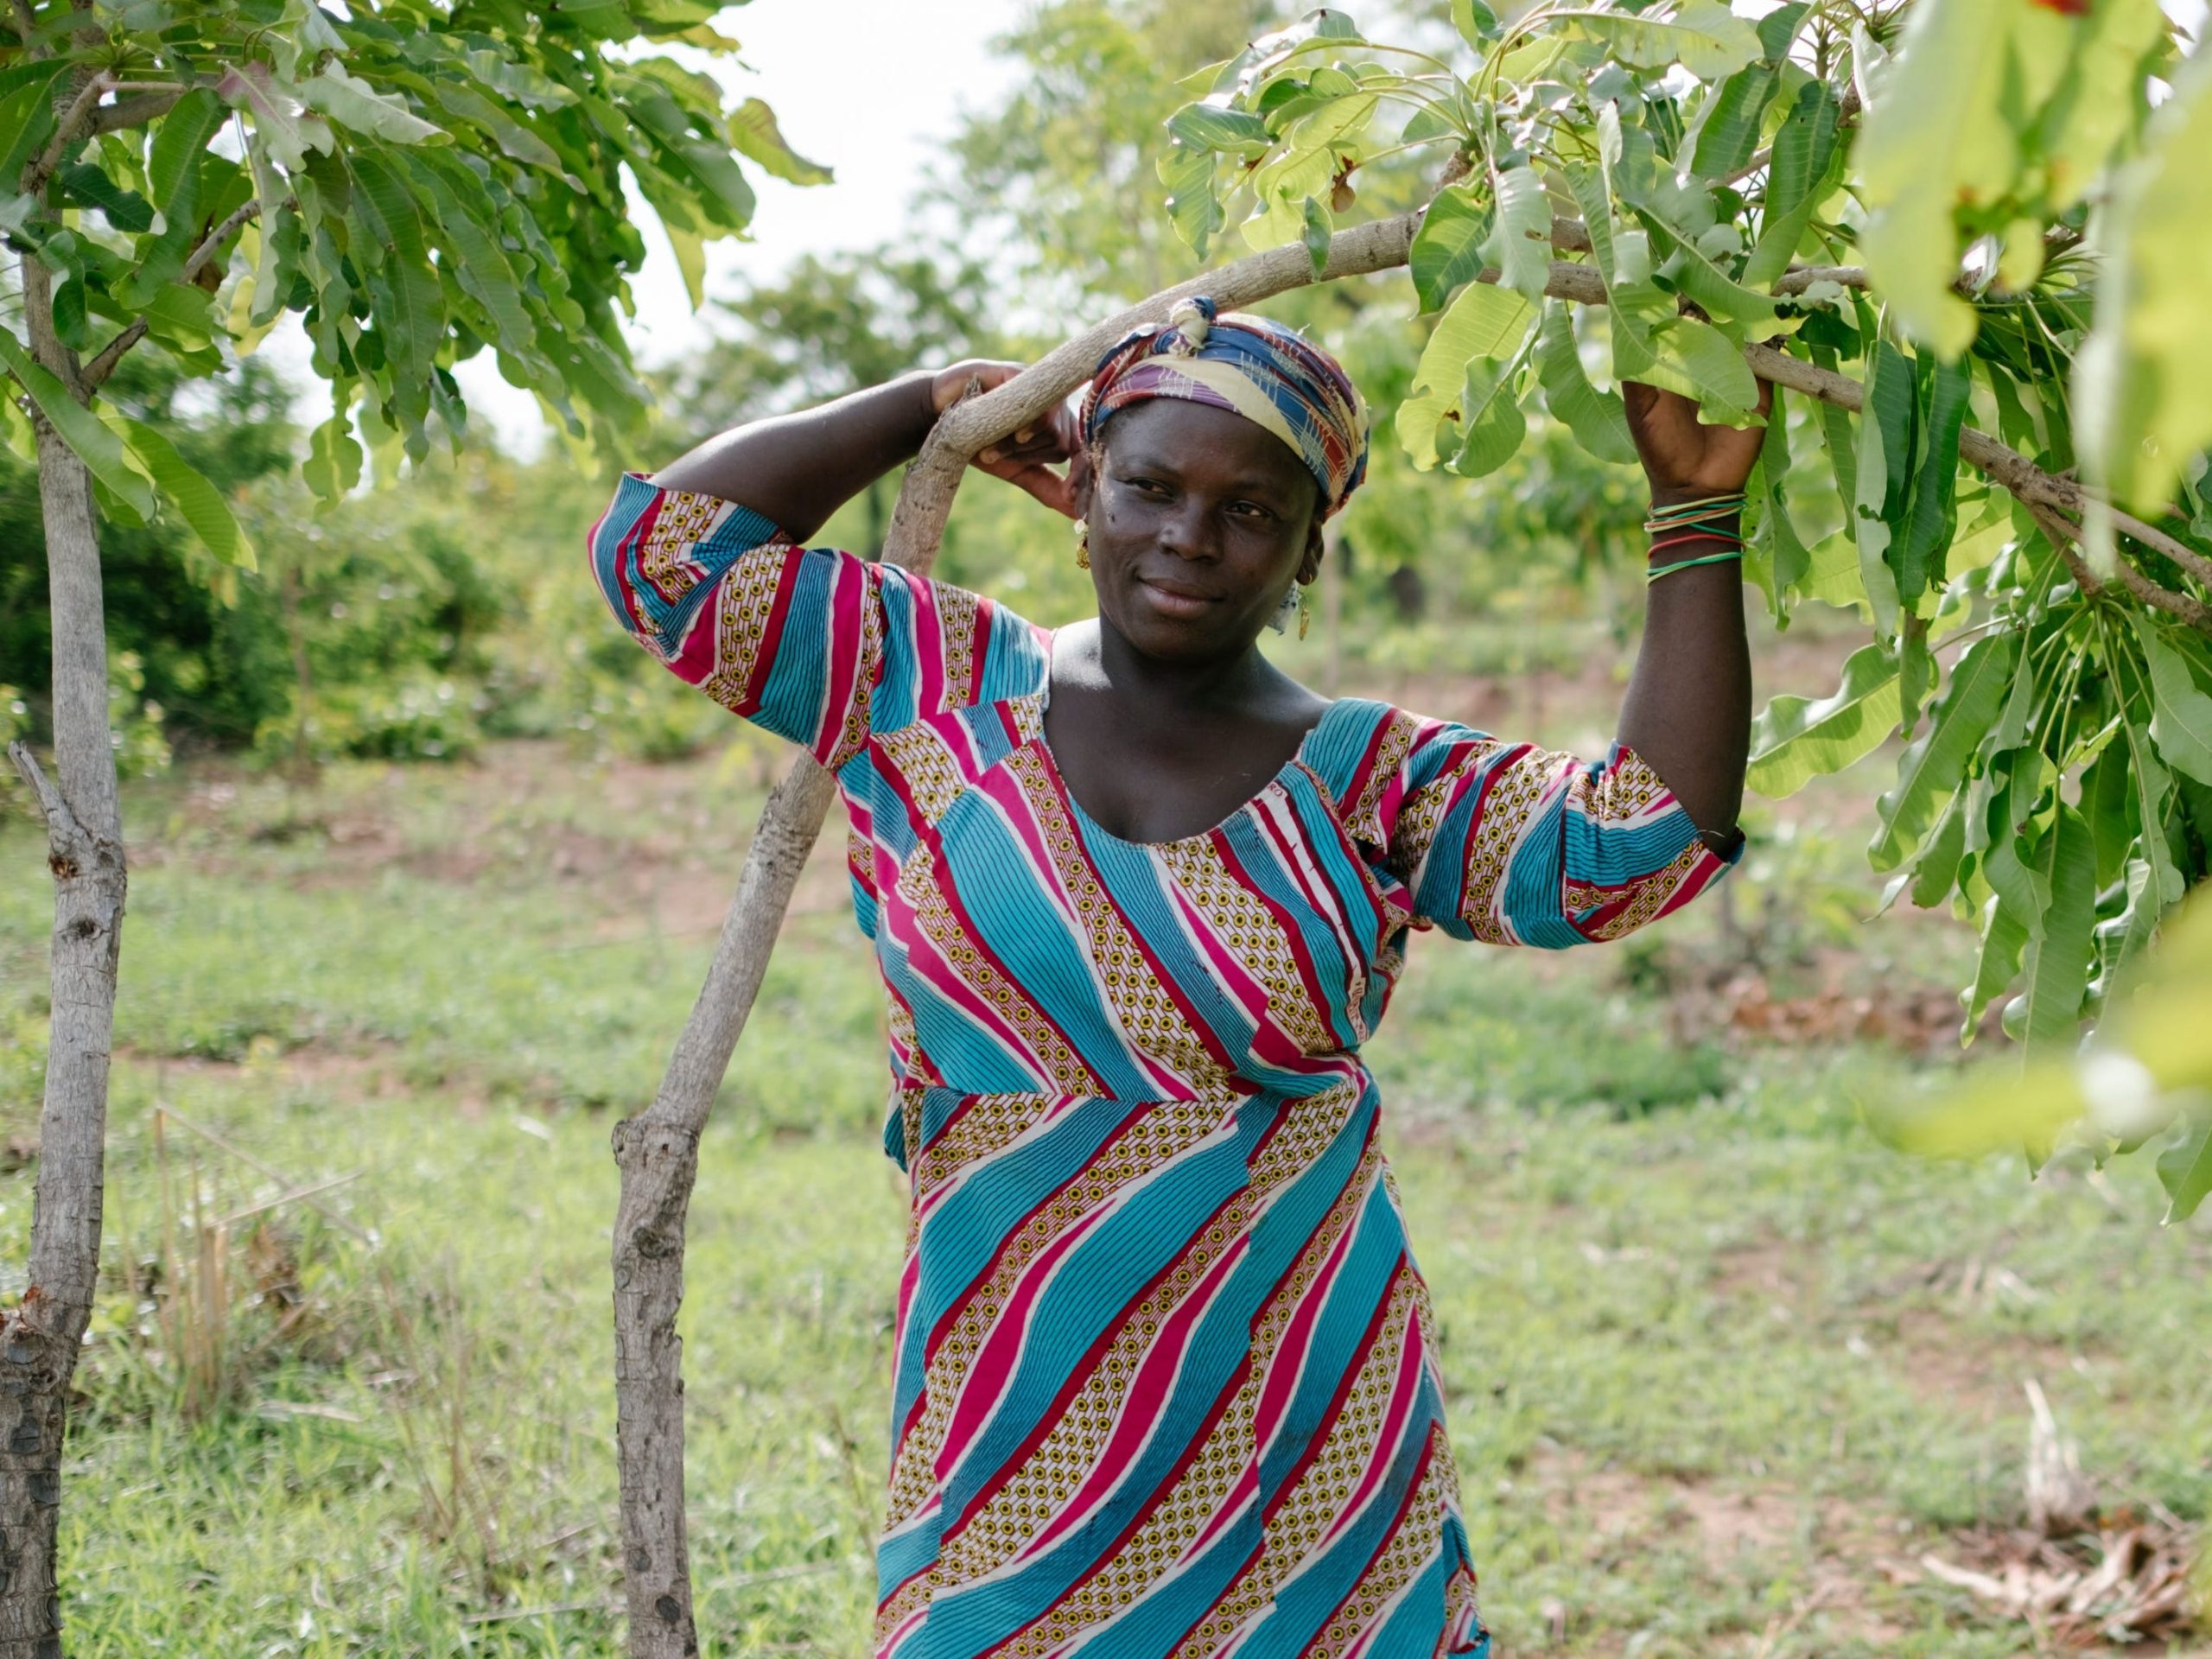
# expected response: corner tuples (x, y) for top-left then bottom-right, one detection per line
(1622, 377), (1774, 505)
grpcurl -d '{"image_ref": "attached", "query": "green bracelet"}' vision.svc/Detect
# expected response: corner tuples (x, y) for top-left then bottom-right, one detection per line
(1646, 547), (1745, 583)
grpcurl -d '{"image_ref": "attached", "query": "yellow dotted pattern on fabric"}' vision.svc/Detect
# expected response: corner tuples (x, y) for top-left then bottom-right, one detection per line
(893, 842), (1100, 1099)
(933, 586), (982, 710)
(931, 1185), (1253, 1623)
(880, 1098), (1229, 1533)
(1159, 838), (1341, 1059)
(633, 489), (724, 605)
(1003, 746), (1234, 1095)
(697, 542), (797, 715)
(876, 719), (972, 824)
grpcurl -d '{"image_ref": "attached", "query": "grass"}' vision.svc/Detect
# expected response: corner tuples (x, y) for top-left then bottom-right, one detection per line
(3, 702), (2209, 1657)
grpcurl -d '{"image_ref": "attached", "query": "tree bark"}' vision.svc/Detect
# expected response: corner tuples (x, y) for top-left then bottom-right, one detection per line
(608, 194), (2212, 1657)
(1, 250), (126, 1659)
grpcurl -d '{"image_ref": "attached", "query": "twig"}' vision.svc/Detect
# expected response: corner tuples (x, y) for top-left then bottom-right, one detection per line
(79, 321), (147, 392)
(151, 1103), (374, 1243)
(5, 739), (71, 835)
(214, 1169), (364, 1230)
(90, 89), (184, 137)
(22, 70), (113, 193)
(181, 198), (259, 283)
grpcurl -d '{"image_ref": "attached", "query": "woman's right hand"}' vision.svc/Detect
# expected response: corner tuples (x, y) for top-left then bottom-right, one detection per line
(929, 359), (1086, 519)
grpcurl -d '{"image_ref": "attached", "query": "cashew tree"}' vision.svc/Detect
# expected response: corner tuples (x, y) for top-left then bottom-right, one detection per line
(606, 0), (2212, 1650)
(0, 0), (823, 1648)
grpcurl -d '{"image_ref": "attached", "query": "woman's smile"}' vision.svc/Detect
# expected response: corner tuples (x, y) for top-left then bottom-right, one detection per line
(1133, 572), (1223, 618)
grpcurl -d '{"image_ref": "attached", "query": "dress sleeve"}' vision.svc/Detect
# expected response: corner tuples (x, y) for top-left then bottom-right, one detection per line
(587, 473), (1037, 769)
(1383, 718), (1738, 948)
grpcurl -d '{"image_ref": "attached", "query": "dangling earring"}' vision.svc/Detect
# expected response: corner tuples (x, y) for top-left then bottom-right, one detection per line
(1299, 586), (1312, 639)
(1074, 518), (1090, 569)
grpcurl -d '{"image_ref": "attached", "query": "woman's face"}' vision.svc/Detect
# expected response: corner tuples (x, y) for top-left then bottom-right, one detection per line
(1081, 398), (1324, 664)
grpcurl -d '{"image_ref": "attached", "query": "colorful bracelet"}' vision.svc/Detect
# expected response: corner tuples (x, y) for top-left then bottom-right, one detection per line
(1646, 547), (1745, 583)
(1642, 492), (1746, 534)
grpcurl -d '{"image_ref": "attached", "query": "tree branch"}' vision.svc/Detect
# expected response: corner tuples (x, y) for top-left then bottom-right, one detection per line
(182, 197), (258, 283)
(23, 70), (112, 194)
(79, 321), (147, 392)
(90, 88), (183, 137)
(79, 198), (263, 392)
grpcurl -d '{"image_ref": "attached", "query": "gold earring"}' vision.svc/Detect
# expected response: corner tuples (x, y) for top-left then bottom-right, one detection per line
(1298, 588), (1312, 639)
(1074, 519), (1090, 569)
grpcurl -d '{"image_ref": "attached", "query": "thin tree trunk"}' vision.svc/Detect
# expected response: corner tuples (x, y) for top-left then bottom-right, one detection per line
(1, 250), (126, 1659)
(283, 560), (315, 779)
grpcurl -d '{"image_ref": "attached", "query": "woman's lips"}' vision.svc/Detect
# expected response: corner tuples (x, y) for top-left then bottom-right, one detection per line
(1136, 576), (1220, 619)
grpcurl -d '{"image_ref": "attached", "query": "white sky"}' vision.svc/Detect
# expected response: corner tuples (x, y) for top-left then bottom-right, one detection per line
(267, 0), (1030, 453)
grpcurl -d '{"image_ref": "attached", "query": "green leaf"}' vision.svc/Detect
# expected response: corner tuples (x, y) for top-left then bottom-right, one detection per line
(149, 88), (227, 226)
(1747, 642), (1901, 797)
(2075, 46), (2212, 512)
(1639, 318), (1758, 427)
(2131, 613), (2212, 787)
(1908, 791), (1968, 908)
(1750, 400), (1808, 605)
(1873, 632), (2018, 871)
(1897, 353), (1973, 602)
(49, 278), (88, 351)
(1445, 354), (1528, 478)
(1554, 4), (1763, 79)
(302, 408), (362, 503)
(1641, 207), (1777, 322)
(1536, 302), (1636, 465)
(2157, 1118), (2212, 1224)
(114, 416), (253, 568)
(1853, 0), (2018, 358)
(59, 162), (154, 232)
(1688, 64), (1778, 181)
(1478, 161), (1551, 302)
(1399, 279), (1537, 468)
(217, 65), (333, 174)
(1300, 194), (1332, 276)
(302, 67), (442, 143)
(1166, 101), (1272, 159)
(727, 98), (834, 185)
(0, 330), (154, 518)
(1160, 135), (1223, 257)
(1855, 339), (1913, 635)
(1451, 0), (1499, 42)
(2017, 804), (2097, 1053)
(1409, 182), (1490, 315)
(0, 66), (67, 189)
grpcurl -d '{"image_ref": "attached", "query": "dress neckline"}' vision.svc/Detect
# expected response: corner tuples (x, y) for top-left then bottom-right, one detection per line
(1034, 626), (1338, 851)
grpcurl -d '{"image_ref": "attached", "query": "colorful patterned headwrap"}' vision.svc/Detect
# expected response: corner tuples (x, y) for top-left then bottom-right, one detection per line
(1079, 296), (1370, 518)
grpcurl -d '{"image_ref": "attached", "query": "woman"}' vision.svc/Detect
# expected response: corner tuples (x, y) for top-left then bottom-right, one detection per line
(590, 298), (1764, 1658)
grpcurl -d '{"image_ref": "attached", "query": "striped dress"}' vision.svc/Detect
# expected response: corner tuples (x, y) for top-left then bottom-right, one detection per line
(590, 475), (1734, 1659)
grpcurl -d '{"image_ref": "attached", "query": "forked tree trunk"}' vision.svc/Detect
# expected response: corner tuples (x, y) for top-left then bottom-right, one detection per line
(2, 255), (127, 1659)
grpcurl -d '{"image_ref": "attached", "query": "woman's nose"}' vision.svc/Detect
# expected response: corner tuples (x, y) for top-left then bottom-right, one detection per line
(1155, 499), (1220, 561)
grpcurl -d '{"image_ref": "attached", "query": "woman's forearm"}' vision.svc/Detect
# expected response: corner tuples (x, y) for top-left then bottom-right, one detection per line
(1613, 512), (1751, 844)
(650, 369), (940, 543)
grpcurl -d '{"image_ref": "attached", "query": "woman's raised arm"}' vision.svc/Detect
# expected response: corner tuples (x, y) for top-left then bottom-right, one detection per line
(651, 361), (1080, 540)
(1612, 379), (1771, 849)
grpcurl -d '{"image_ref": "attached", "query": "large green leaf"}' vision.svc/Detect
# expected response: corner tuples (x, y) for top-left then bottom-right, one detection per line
(726, 98), (834, 185)
(1897, 354), (1972, 604)
(114, 416), (253, 568)
(302, 67), (442, 143)
(2015, 803), (2097, 1054)
(1445, 354), (1528, 478)
(1478, 162), (1552, 302)
(2158, 1120), (2212, 1224)
(2131, 613), (2212, 786)
(1637, 318), (1758, 427)
(2075, 46), (2212, 512)
(1398, 281), (1536, 468)
(1871, 630), (2018, 870)
(1688, 63), (1778, 181)
(1854, 339), (1913, 635)
(1535, 302), (1636, 465)
(1747, 643), (1901, 797)
(0, 330), (154, 518)
(1554, 4), (1763, 79)
(1408, 182), (1490, 315)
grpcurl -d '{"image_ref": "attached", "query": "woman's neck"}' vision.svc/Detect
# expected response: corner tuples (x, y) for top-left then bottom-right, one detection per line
(1062, 616), (1280, 722)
